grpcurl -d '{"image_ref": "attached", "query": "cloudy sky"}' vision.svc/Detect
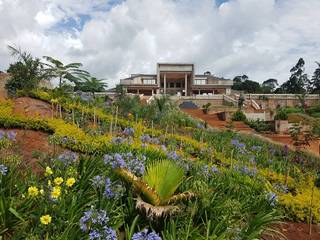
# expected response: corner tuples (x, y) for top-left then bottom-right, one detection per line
(0, 0), (319, 87)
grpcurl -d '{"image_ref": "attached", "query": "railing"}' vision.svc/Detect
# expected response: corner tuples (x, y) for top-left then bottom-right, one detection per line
(223, 94), (238, 106)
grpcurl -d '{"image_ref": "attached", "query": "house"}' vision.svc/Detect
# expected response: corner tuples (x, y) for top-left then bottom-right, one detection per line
(119, 63), (233, 96)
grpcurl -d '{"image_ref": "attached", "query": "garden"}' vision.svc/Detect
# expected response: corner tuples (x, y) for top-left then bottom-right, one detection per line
(1, 87), (320, 239)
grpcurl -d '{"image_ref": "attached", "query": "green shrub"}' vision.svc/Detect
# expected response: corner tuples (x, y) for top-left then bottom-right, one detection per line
(246, 119), (272, 132)
(202, 103), (211, 114)
(231, 110), (246, 121)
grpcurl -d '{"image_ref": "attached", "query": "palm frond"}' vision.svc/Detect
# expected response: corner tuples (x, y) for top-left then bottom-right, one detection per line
(166, 191), (196, 205)
(143, 160), (184, 203)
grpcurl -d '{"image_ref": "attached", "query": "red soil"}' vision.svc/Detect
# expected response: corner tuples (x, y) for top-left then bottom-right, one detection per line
(1, 128), (53, 173)
(13, 97), (52, 118)
(263, 222), (320, 240)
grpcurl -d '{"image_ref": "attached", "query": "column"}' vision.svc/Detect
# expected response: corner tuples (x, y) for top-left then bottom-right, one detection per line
(137, 89), (139, 94)
(185, 73), (188, 96)
(164, 73), (166, 94)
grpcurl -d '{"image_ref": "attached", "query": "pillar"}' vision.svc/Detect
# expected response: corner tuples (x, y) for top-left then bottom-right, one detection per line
(137, 89), (139, 94)
(185, 73), (188, 96)
(164, 73), (166, 94)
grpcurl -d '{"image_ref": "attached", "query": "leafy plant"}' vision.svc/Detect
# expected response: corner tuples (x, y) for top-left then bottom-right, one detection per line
(231, 110), (246, 121)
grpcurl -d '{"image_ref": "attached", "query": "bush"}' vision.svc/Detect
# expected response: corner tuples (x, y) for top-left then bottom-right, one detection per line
(246, 119), (272, 132)
(202, 103), (211, 114)
(231, 110), (246, 121)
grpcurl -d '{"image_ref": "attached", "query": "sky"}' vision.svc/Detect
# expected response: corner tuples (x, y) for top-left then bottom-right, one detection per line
(0, 0), (319, 87)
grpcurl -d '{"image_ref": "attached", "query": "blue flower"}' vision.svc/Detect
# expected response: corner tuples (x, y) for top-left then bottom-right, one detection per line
(92, 175), (104, 188)
(231, 139), (239, 146)
(167, 151), (179, 160)
(103, 226), (117, 240)
(266, 192), (277, 207)
(0, 164), (8, 176)
(251, 145), (262, 151)
(89, 230), (101, 240)
(0, 130), (5, 139)
(57, 151), (78, 166)
(127, 158), (145, 176)
(112, 137), (126, 144)
(7, 131), (16, 141)
(104, 178), (115, 199)
(112, 153), (126, 169)
(132, 229), (161, 240)
(123, 127), (135, 136)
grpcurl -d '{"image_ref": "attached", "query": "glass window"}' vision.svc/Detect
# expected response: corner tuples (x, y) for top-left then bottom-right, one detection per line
(143, 79), (155, 84)
(170, 82), (174, 88)
(176, 82), (181, 88)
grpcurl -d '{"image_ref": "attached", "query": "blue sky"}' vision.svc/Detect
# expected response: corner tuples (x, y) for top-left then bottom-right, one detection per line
(0, 0), (319, 87)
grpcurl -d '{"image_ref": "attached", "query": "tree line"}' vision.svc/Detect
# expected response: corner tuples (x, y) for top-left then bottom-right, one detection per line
(4, 46), (107, 96)
(232, 58), (320, 94)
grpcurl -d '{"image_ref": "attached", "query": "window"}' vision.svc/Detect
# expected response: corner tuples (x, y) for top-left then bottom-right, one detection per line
(194, 79), (206, 85)
(143, 78), (155, 84)
(170, 82), (175, 88)
(176, 82), (181, 88)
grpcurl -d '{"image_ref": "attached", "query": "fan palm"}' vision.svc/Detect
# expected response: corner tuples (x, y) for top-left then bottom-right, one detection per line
(42, 56), (89, 88)
(116, 160), (196, 219)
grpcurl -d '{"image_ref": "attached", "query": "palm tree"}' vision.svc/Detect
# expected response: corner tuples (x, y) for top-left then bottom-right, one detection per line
(42, 56), (89, 88)
(116, 160), (196, 219)
(74, 76), (107, 97)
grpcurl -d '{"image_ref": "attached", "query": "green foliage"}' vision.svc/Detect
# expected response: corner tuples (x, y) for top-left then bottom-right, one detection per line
(5, 46), (47, 96)
(246, 119), (272, 132)
(276, 58), (308, 94)
(74, 77), (107, 95)
(42, 56), (89, 88)
(202, 103), (211, 114)
(309, 61), (320, 93)
(231, 110), (247, 121)
(143, 160), (184, 204)
(274, 107), (303, 120)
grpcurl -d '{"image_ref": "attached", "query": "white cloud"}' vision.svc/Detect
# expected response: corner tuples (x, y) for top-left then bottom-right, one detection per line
(0, 0), (320, 87)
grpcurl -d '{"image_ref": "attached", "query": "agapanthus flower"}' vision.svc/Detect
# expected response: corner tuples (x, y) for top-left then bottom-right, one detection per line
(92, 175), (104, 188)
(7, 131), (16, 141)
(123, 127), (135, 136)
(251, 145), (262, 151)
(266, 192), (277, 206)
(112, 153), (126, 169)
(127, 158), (145, 175)
(104, 178), (115, 198)
(166, 151), (179, 160)
(282, 145), (289, 157)
(57, 151), (78, 166)
(112, 137), (126, 145)
(89, 230), (101, 240)
(234, 166), (257, 177)
(274, 183), (289, 194)
(0, 130), (5, 139)
(132, 229), (161, 240)
(0, 164), (8, 176)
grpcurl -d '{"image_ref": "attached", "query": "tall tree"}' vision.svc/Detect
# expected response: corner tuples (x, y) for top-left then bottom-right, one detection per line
(232, 75), (262, 93)
(309, 61), (320, 93)
(262, 78), (278, 93)
(42, 56), (89, 88)
(5, 46), (47, 95)
(278, 58), (308, 94)
(74, 77), (107, 97)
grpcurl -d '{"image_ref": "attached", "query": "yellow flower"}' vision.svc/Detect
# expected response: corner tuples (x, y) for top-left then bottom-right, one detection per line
(28, 186), (39, 197)
(45, 166), (53, 176)
(51, 186), (61, 199)
(40, 214), (52, 225)
(66, 178), (75, 187)
(40, 189), (44, 195)
(48, 180), (52, 186)
(54, 177), (64, 186)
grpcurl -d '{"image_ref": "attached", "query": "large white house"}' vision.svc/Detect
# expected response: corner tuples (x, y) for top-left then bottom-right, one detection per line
(119, 63), (233, 96)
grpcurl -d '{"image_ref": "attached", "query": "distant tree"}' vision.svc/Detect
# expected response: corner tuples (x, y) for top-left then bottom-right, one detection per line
(262, 79), (278, 93)
(309, 61), (320, 94)
(278, 58), (308, 94)
(42, 56), (89, 88)
(5, 46), (47, 95)
(232, 75), (262, 93)
(74, 77), (107, 97)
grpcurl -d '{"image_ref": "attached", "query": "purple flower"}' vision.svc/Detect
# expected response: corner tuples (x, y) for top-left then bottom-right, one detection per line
(266, 192), (277, 207)
(251, 145), (262, 151)
(57, 151), (78, 166)
(140, 134), (151, 143)
(6, 131), (16, 141)
(112, 153), (126, 169)
(104, 178), (115, 198)
(0, 130), (5, 139)
(123, 127), (135, 136)
(89, 230), (101, 240)
(231, 139), (239, 146)
(0, 164), (8, 176)
(112, 137), (126, 144)
(132, 229), (161, 240)
(127, 158), (145, 176)
(167, 151), (179, 160)
(103, 226), (117, 240)
(282, 145), (289, 157)
(92, 175), (104, 188)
